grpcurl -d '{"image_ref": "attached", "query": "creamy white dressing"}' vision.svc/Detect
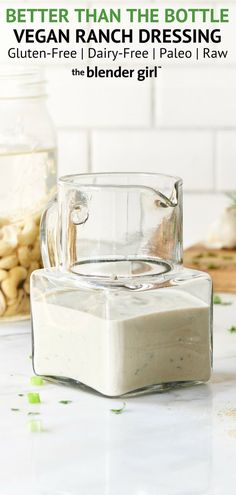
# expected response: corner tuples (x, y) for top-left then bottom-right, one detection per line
(32, 289), (211, 396)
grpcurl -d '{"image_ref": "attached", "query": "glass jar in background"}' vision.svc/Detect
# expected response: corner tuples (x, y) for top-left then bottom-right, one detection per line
(0, 67), (57, 321)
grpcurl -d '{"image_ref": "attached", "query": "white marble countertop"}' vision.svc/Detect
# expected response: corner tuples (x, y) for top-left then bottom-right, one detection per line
(1, 295), (236, 495)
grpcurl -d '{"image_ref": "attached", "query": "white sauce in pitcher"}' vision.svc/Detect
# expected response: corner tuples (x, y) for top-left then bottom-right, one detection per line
(32, 289), (211, 396)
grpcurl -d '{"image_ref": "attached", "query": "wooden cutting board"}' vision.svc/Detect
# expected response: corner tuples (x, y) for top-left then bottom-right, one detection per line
(184, 244), (236, 293)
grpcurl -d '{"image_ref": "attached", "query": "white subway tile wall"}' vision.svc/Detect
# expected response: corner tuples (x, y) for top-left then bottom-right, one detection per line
(47, 67), (151, 128)
(155, 67), (236, 129)
(0, 0), (236, 242)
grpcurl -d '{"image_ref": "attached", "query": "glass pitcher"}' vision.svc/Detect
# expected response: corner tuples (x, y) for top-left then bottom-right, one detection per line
(0, 67), (57, 321)
(31, 173), (212, 397)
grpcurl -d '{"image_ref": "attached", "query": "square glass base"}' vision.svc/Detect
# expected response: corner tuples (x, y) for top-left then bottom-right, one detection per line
(31, 267), (213, 397)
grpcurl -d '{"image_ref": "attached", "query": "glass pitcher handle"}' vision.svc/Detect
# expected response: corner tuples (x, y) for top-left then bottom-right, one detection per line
(40, 195), (61, 268)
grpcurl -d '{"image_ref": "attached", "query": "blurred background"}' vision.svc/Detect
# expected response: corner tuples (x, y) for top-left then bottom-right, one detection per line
(1, 0), (236, 246)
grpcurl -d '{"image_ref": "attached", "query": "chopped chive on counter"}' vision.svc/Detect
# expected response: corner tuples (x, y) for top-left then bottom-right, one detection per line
(59, 400), (72, 405)
(28, 420), (43, 433)
(110, 402), (126, 415)
(228, 326), (236, 333)
(213, 295), (232, 306)
(30, 376), (44, 386)
(27, 392), (41, 404)
(207, 264), (220, 270)
(27, 412), (40, 416)
(11, 408), (20, 412)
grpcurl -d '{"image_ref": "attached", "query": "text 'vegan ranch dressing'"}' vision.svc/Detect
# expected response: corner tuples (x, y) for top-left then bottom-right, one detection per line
(32, 288), (211, 396)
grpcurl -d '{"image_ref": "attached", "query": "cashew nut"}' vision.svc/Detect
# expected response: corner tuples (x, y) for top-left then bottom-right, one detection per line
(32, 211), (42, 226)
(7, 296), (19, 307)
(30, 238), (41, 261)
(18, 246), (31, 268)
(0, 225), (18, 256)
(0, 290), (6, 316)
(4, 289), (25, 317)
(18, 219), (38, 246)
(4, 304), (18, 317)
(18, 292), (30, 315)
(23, 282), (30, 295)
(0, 253), (18, 270)
(0, 217), (9, 228)
(7, 290), (30, 316)
(1, 266), (27, 299)
(0, 269), (8, 282)
(23, 261), (40, 294)
(29, 260), (40, 274)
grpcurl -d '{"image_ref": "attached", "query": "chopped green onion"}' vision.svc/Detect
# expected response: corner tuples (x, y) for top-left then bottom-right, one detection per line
(28, 420), (43, 433)
(213, 294), (222, 304)
(207, 263), (220, 270)
(59, 400), (72, 405)
(110, 402), (126, 415)
(27, 392), (41, 404)
(30, 376), (44, 386)
(11, 408), (20, 412)
(228, 326), (236, 333)
(213, 295), (232, 306)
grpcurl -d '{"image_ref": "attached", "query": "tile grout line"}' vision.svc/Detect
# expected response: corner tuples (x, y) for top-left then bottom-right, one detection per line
(57, 125), (236, 132)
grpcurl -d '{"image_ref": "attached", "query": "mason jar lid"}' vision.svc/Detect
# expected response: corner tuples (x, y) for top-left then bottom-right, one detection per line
(0, 66), (46, 99)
